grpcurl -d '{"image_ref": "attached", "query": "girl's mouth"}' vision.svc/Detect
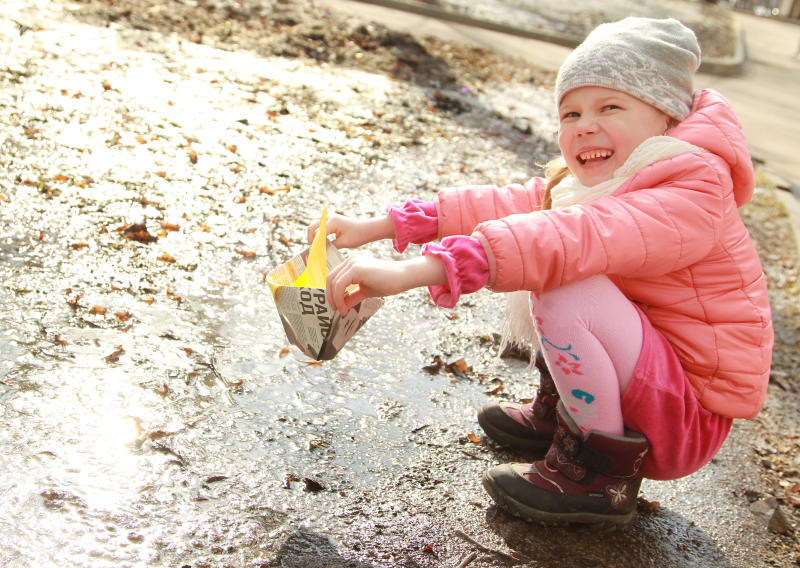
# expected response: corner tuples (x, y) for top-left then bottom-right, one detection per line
(577, 150), (613, 165)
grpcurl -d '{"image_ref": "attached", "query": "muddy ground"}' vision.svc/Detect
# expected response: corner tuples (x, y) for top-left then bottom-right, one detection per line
(1, 1), (799, 567)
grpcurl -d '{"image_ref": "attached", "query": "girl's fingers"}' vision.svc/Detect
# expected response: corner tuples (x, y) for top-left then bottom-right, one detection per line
(342, 286), (365, 314)
(326, 257), (353, 314)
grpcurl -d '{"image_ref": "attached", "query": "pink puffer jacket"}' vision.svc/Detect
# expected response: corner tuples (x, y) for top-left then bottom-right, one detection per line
(435, 89), (773, 419)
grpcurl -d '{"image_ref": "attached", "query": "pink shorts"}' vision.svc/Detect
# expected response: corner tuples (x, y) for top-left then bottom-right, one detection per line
(621, 306), (732, 481)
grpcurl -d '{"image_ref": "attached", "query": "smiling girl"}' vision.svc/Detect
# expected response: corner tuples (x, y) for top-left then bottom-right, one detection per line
(307, 17), (773, 528)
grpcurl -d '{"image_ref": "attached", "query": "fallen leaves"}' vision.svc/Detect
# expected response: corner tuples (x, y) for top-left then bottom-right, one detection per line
(422, 355), (471, 377)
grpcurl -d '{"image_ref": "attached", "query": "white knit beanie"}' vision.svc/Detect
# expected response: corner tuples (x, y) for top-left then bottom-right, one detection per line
(555, 17), (701, 121)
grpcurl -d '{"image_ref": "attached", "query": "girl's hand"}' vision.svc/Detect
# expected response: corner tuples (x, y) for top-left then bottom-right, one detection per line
(326, 254), (447, 315)
(307, 213), (394, 250)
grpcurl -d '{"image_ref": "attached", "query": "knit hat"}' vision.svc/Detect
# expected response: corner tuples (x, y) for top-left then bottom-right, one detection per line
(555, 17), (701, 121)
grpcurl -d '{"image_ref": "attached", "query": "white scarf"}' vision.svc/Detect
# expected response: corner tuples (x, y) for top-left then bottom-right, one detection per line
(501, 136), (705, 356)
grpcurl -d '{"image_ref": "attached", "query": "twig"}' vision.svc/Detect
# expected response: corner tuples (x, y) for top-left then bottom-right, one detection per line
(454, 530), (520, 563)
(207, 348), (235, 405)
(455, 551), (478, 568)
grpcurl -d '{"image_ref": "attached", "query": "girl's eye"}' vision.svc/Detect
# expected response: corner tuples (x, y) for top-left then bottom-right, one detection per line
(561, 111), (579, 120)
(602, 104), (620, 112)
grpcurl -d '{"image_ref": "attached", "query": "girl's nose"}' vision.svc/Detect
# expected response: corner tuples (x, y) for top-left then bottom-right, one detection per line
(575, 116), (598, 136)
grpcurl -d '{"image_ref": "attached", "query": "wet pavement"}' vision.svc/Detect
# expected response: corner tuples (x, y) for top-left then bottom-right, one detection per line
(1, 1), (798, 567)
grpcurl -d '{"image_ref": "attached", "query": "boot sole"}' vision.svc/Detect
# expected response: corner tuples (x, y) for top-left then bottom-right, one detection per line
(477, 414), (553, 453)
(482, 473), (636, 530)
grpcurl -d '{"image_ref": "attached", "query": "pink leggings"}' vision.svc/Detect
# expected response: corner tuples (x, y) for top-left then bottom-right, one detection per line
(530, 275), (732, 480)
(531, 275), (643, 437)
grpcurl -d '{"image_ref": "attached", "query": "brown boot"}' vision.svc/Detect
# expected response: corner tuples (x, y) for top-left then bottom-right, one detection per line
(482, 401), (649, 529)
(477, 354), (558, 454)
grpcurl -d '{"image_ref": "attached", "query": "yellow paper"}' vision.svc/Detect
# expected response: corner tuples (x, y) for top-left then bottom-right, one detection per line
(292, 208), (328, 288)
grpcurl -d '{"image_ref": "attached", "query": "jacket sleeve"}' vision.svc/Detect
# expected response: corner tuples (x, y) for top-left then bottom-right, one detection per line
(476, 154), (730, 292)
(435, 177), (546, 239)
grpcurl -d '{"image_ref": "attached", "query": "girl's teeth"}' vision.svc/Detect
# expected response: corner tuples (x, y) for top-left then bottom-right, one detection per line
(579, 150), (612, 163)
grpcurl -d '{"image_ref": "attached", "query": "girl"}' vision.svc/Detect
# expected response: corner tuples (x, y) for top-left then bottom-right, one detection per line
(308, 17), (773, 528)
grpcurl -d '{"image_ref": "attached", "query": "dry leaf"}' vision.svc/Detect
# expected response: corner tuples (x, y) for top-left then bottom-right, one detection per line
(448, 358), (471, 374)
(121, 224), (157, 243)
(235, 249), (256, 258)
(71, 242), (89, 250)
(466, 432), (482, 445)
(105, 345), (124, 363)
(157, 253), (176, 263)
(259, 185), (290, 195)
(115, 311), (131, 322)
(637, 497), (661, 512)
(89, 305), (107, 316)
(422, 355), (444, 374)
(279, 347), (290, 358)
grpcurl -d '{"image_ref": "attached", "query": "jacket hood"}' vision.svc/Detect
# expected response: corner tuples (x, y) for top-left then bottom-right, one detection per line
(669, 89), (754, 207)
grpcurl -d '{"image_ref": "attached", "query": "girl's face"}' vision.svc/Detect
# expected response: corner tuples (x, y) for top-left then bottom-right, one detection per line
(558, 86), (671, 187)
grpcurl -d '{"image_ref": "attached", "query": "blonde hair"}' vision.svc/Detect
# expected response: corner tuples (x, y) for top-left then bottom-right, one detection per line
(541, 157), (571, 210)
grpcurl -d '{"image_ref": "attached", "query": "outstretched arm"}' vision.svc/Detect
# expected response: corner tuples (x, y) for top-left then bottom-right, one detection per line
(307, 213), (395, 250)
(326, 254), (447, 315)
